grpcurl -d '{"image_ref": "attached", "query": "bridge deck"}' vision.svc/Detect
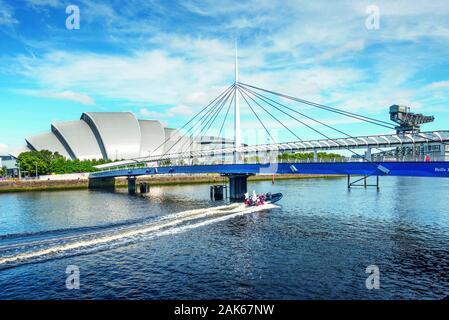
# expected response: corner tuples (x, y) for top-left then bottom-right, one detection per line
(90, 161), (449, 179)
(94, 130), (449, 171)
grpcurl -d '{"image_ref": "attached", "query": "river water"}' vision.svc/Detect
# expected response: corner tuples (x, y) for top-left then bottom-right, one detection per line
(0, 176), (448, 300)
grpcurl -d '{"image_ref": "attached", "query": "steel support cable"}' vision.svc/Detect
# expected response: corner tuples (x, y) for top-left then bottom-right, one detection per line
(237, 87), (277, 144)
(176, 86), (234, 154)
(181, 86), (235, 155)
(240, 81), (395, 128)
(177, 84), (236, 154)
(188, 88), (235, 153)
(241, 85), (449, 156)
(239, 85), (339, 147)
(164, 84), (235, 157)
(218, 92), (235, 139)
(144, 84), (236, 161)
(239, 82), (396, 130)
(239, 85), (386, 154)
(237, 86), (376, 165)
(163, 89), (230, 158)
(240, 83), (449, 156)
(238, 86), (303, 142)
(203, 89), (234, 137)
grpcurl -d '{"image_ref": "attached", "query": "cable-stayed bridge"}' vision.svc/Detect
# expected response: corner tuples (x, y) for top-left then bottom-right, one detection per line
(94, 129), (449, 165)
(89, 58), (449, 199)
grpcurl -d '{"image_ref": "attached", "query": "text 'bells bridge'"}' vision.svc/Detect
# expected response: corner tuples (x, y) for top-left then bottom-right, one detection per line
(89, 80), (449, 199)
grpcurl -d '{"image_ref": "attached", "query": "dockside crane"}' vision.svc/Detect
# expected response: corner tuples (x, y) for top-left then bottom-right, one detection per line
(389, 105), (434, 134)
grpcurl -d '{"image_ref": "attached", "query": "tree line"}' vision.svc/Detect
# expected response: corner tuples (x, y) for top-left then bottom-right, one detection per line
(16, 150), (112, 176)
(278, 152), (345, 162)
(11, 150), (345, 177)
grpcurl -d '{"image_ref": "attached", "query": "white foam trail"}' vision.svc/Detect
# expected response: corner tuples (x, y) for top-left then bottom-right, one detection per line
(0, 204), (242, 252)
(0, 203), (277, 266)
(157, 204), (278, 237)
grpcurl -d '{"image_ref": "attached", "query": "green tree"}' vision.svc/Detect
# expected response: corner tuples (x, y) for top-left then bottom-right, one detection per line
(17, 150), (113, 176)
(277, 152), (344, 162)
(160, 160), (172, 166)
(0, 166), (6, 177)
(17, 151), (54, 176)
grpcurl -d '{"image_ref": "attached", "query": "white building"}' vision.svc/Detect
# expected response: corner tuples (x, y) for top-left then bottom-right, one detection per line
(25, 112), (227, 161)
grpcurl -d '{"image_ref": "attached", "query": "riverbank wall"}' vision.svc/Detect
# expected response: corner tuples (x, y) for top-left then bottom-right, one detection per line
(0, 174), (342, 193)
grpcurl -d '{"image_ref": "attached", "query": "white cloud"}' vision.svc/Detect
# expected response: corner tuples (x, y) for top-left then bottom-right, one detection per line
(5, 0), (449, 132)
(139, 108), (163, 118)
(352, 0), (449, 16)
(0, 143), (8, 153)
(0, 0), (18, 25)
(428, 81), (449, 90)
(26, 0), (61, 7)
(0, 143), (27, 156)
(168, 105), (193, 116)
(21, 89), (95, 105)
(15, 46), (237, 118)
(139, 105), (194, 119)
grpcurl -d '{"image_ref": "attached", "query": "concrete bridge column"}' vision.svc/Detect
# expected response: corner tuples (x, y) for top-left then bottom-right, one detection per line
(128, 177), (137, 195)
(139, 182), (150, 194)
(226, 174), (253, 201)
(88, 177), (115, 191)
(313, 150), (318, 162)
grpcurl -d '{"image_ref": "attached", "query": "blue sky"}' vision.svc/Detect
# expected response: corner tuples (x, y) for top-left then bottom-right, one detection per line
(1, 0), (449, 154)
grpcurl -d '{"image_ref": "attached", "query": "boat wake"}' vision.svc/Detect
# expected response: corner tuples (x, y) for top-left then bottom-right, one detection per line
(0, 203), (278, 270)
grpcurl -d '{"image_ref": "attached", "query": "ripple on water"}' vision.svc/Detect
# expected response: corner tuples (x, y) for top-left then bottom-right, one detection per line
(0, 177), (449, 299)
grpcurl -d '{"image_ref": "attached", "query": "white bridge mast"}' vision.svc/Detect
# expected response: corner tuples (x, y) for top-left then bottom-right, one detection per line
(234, 41), (241, 163)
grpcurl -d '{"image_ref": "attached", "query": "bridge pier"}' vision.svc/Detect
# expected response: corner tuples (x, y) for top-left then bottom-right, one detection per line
(139, 182), (150, 194)
(225, 174), (254, 201)
(128, 177), (137, 195)
(88, 177), (115, 191)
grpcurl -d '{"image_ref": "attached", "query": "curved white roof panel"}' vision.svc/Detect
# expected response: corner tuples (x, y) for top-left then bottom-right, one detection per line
(52, 120), (103, 160)
(81, 112), (141, 160)
(139, 120), (165, 157)
(24, 112), (222, 161)
(163, 128), (199, 154)
(26, 132), (72, 159)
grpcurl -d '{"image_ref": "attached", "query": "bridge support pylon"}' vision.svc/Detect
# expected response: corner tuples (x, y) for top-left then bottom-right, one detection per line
(88, 177), (115, 191)
(139, 182), (150, 194)
(224, 173), (254, 201)
(128, 177), (137, 195)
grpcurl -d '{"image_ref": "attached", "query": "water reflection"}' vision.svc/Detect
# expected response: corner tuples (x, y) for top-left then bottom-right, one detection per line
(0, 176), (448, 299)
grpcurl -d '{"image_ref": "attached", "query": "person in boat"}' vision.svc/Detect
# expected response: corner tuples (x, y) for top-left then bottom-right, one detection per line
(244, 192), (251, 205)
(257, 193), (265, 205)
(244, 190), (259, 206)
(258, 195), (264, 206)
(251, 190), (258, 204)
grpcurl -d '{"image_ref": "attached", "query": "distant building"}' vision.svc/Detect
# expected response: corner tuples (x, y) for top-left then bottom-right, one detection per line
(197, 136), (236, 149)
(0, 153), (18, 177)
(371, 144), (449, 162)
(25, 112), (229, 161)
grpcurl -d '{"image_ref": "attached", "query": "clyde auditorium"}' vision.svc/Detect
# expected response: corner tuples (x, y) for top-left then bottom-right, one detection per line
(25, 112), (232, 161)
